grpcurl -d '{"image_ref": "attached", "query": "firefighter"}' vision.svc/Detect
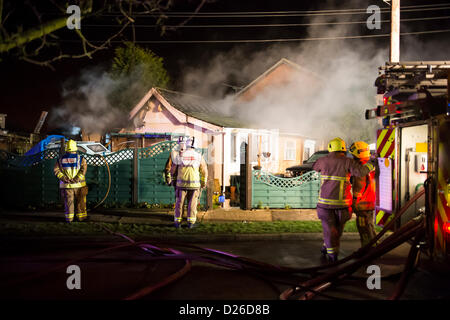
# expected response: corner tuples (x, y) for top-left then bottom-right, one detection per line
(349, 141), (377, 248)
(54, 140), (88, 223)
(165, 141), (185, 218)
(166, 136), (207, 228)
(312, 137), (376, 262)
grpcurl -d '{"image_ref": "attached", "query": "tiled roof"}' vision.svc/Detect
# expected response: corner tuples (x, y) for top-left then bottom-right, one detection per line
(155, 88), (253, 128)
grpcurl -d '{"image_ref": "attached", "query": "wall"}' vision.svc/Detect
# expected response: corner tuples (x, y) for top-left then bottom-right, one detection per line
(277, 135), (307, 174)
(238, 63), (300, 102)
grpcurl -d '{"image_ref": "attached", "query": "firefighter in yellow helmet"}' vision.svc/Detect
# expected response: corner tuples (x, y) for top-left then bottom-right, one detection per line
(54, 140), (88, 223)
(166, 136), (207, 228)
(313, 137), (376, 262)
(349, 141), (377, 248)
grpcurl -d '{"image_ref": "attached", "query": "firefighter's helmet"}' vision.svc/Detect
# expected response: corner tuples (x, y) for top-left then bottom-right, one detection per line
(187, 137), (195, 149)
(328, 137), (346, 152)
(349, 141), (370, 159)
(178, 136), (187, 153)
(66, 140), (78, 152)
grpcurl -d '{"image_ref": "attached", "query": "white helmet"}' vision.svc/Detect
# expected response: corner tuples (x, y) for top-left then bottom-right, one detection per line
(187, 137), (195, 149)
(177, 136), (187, 153)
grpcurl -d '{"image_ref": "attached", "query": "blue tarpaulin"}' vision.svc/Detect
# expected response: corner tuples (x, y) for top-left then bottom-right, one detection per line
(25, 135), (66, 156)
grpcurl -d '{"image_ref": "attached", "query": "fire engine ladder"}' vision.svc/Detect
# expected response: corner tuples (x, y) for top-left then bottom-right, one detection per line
(380, 61), (450, 95)
(366, 61), (450, 120)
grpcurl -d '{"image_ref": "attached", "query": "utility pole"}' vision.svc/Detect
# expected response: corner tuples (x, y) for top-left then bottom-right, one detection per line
(390, 0), (400, 62)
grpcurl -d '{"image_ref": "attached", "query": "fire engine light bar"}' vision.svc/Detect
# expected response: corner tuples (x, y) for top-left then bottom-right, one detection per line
(444, 221), (450, 235)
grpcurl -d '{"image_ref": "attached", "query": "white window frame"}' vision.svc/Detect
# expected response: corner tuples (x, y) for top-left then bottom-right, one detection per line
(230, 133), (237, 163)
(303, 139), (316, 160)
(284, 140), (296, 161)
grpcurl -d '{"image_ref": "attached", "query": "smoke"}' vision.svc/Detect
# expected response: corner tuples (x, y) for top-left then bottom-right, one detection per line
(50, 66), (148, 135)
(176, 0), (448, 145)
(50, 0), (449, 144)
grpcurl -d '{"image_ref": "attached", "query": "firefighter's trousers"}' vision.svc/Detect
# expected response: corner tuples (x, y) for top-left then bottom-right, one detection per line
(354, 210), (376, 247)
(317, 207), (351, 257)
(61, 186), (88, 222)
(175, 188), (200, 225)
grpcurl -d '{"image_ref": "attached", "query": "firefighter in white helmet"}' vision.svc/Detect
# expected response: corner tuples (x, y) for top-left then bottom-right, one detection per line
(54, 140), (88, 223)
(349, 141), (377, 247)
(165, 136), (207, 228)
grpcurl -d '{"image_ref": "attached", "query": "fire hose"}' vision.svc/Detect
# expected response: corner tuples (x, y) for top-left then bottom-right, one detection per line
(90, 154), (111, 211)
(279, 186), (429, 300)
(6, 173), (432, 300)
(3, 215), (426, 300)
(298, 188), (426, 274)
(280, 215), (426, 300)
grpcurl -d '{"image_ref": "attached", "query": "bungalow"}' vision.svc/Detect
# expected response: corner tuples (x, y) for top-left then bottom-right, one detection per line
(233, 58), (326, 174)
(106, 59), (326, 197)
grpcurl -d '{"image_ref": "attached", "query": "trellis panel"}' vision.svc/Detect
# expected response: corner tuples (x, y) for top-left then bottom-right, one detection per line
(252, 170), (320, 209)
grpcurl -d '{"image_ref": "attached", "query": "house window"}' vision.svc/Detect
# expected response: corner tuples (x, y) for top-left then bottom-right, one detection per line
(230, 133), (237, 162)
(303, 139), (316, 160)
(284, 140), (296, 161)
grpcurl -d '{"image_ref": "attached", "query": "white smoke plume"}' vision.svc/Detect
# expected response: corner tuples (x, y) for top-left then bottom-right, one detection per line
(50, 66), (148, 135)
(177, 0), (449, 145)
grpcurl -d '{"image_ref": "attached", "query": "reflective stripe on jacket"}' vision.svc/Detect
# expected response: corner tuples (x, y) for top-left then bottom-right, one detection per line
(312, 152), (375, 209)
(170, 149), (207, 189)
(351, 159), (376, 211)
(54, 153), (87, 189)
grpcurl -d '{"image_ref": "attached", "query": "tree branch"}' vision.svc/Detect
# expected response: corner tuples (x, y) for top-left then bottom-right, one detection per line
(0, 1), (93, 53)
(0, 16), (68, 53)
(1, 0), (208, 65)
(0, 0), (3, 25)
(20, 21), (131, 68)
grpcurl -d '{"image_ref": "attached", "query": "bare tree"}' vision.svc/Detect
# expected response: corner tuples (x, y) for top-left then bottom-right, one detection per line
(0, 0), (208, 69)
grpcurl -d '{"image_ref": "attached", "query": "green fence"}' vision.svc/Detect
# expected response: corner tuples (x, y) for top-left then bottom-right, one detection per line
(252, 170), (320, 209)
(138, 141), (207, 206)
(86, 148), (134, 205)
(0, 141), (207, 208)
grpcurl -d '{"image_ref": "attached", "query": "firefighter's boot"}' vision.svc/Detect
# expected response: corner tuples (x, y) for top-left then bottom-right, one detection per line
(320, 244), (327, 257)
(327, 254), (338, 263)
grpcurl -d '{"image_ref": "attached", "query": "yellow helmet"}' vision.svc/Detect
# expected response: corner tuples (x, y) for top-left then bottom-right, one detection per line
(349, 141), (370, 159)
(328, 137), (347, 152)
(66, 140), (78, 152)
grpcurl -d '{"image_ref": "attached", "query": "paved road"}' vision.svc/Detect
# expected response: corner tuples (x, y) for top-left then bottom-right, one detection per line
(1, 235), (448, 300)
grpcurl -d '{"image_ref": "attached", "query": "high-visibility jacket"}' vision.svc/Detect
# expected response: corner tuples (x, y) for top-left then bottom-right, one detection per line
(168, 149), (207, 189)
(312, 152), (375, 209)
(351, 159), (376, 211)
(54, 153), (87, 189)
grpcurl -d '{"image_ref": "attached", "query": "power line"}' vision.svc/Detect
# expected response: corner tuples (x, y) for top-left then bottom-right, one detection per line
(164, 3), (450, 15)
(96, 5), (450, 18)
(61, 28), (450, 44)
(101, 3), (450, 16)
(82, 15), (450, 29)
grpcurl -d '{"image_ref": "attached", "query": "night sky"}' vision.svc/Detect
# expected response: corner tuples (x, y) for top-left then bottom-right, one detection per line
(1, 0), (450, 134)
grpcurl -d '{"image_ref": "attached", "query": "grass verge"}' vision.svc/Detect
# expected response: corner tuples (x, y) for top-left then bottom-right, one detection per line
(0, 220), (374, 237)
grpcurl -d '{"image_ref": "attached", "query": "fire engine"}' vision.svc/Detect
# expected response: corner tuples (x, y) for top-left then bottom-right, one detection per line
(365, 61), (450, 259)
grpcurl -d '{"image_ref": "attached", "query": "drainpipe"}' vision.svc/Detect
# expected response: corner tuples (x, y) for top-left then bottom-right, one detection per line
(222, 132), (225, 195)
